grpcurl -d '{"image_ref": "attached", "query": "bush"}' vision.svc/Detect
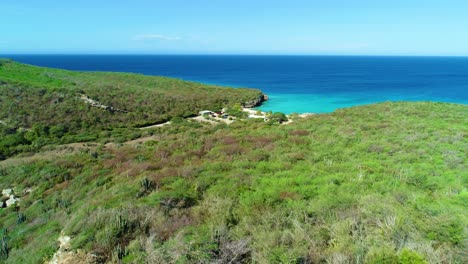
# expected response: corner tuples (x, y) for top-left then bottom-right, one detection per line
(268, 112), (288, 123)
(399, 249), (427, 264)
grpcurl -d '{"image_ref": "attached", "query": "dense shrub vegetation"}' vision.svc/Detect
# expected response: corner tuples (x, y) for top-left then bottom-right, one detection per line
(0, 98), (466, 263)
(0, 60), (263, 159)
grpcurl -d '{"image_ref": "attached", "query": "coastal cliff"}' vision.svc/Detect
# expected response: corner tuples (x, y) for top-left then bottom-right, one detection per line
(243, 93), (269, 108)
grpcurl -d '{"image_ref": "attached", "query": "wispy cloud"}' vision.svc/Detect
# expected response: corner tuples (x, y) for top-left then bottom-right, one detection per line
(133, 34), (182, 41)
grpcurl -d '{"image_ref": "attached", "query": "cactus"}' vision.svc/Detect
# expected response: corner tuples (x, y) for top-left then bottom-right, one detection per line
(115, 243), (127, 260)
(16, 212), (26, 224)
(91, 151), (98, 159)
(113, 213), (130, 236)
(0, 228), (9, 260)
(55, 198), (71, 210)
(140, 178), (155, 193)
(137, 177), (156, 197)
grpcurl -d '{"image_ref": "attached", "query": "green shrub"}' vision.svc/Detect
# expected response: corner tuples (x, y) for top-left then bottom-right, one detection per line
(398, 249), (427, 264)
(268, 112), (288, 123)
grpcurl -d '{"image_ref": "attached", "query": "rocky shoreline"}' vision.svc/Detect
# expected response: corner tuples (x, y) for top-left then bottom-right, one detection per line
(243, 93), (269, 108)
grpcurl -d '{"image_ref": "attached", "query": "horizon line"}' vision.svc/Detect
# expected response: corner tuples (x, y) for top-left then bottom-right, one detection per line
(2, 53), (468, 58)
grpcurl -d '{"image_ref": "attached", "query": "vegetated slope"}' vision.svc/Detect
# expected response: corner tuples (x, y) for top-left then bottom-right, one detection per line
(0, 102), (466, 263)
(0, 59), (263, 159)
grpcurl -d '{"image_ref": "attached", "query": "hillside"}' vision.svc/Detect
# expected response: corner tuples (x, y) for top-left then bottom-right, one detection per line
(0, 88), (467, 264)
(0, 59), (264, 159)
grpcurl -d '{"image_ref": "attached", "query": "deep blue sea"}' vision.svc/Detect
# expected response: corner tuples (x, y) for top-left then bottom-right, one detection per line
(4, 55), (468, 113)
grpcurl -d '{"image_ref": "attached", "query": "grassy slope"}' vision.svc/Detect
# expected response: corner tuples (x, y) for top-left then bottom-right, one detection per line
(0, 101), (466, 263)
(0, 59), (263, 159)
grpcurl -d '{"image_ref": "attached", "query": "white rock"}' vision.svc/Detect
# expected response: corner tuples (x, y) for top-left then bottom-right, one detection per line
(2, 189), (13, 196)
(5, 196), (19, 207)
(48, 235), (72, 264)
(59, 235), (72, 251)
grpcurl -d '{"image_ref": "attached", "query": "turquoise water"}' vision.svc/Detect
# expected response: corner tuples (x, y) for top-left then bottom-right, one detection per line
(258, 91), (464, 114)
(5, 55), (468, 113)
(259, 93), (374, 113)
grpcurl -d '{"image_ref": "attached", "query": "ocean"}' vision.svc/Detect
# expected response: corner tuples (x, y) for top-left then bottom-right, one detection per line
(4, 55), (468, 113)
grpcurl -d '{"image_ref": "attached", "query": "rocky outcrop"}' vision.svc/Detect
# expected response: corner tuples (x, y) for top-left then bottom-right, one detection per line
(49, 235), (72, 264)
(49, 234), (101, 264)
(243, 94), (268, 108)
(5, 196), (19, 207)
(1, 189), (12, 196)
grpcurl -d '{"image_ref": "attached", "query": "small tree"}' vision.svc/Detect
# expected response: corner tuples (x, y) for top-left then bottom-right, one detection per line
(225, 104), (248, 119)
(269, 112), (288, 123)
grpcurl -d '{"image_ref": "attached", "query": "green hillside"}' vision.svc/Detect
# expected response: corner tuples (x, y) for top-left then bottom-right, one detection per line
(0, 62), (467, 263)
(0, 60), (264, 159)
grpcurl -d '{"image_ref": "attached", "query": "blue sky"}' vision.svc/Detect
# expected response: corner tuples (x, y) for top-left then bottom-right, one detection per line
(2, 0), (468, 55)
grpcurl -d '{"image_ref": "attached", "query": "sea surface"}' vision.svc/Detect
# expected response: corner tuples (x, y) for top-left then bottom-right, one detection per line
(4, 55), (468, 113)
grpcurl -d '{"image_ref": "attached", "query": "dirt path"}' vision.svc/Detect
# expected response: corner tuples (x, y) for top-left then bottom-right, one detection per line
(139, 121), (171, 129)
(139, 114), (234, 129)
(190, 116), (232, 124)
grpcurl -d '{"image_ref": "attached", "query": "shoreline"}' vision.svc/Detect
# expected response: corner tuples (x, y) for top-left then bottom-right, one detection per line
(241, 107), (315, 123)
(244, 93), (315, 118)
